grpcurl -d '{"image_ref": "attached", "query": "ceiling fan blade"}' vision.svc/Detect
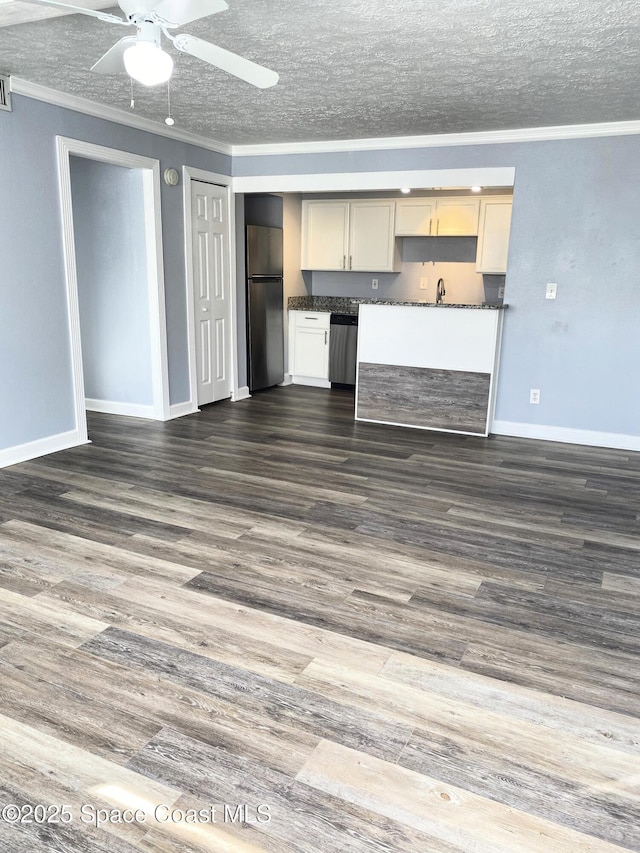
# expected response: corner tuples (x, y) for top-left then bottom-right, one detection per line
(90, 36), (137, 74)
(172, 34), (278, 88)
(153, 0), (227, 27)
(15, 0), (127, 24)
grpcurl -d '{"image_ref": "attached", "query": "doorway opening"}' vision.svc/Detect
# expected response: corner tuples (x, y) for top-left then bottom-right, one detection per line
(57, 137), (170, 443)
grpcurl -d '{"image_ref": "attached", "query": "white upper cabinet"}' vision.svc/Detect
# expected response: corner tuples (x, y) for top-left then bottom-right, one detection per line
(476, 197), (513, 273)
(434, 198), (480, 236)
(302, 199), (399, 272)
(395, 197), (480, 237)
(348, 201), (397, 271)
(301, 201), (349, 270)
(394, 199), (436, 236)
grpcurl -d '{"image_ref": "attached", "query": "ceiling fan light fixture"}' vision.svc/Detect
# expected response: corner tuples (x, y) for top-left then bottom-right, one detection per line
(124, 41), (173, 87)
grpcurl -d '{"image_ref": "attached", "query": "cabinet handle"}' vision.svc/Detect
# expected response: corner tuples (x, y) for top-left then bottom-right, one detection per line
(436, 218), (440, 235)
(429, 219), (432, 236)
(349, 255), (352, 269)
(342, 255), (346, 269)
(324, 330), (327, 344)
(304, 316), (318, 320)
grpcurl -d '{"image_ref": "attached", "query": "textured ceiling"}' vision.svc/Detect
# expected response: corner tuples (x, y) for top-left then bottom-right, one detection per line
(1, 0), (639, 146)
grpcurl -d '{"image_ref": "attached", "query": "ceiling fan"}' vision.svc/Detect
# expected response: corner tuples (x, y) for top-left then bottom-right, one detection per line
(18, 0), (279, 88)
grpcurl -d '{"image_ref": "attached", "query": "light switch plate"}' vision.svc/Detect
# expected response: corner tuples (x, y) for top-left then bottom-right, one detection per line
(546, 282), (557, 299)
(420, 277), (428, 290)
(371, 279), (379, 290)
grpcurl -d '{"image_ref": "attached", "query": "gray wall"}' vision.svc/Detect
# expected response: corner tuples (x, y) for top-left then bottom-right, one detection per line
(70, 157), (153, 406)
(0, 93), (230, 452)
(235, 137), (640, 437)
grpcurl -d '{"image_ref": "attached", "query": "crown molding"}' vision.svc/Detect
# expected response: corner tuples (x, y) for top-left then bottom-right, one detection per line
(231, 119), (640, 157)
(10, 77), (232, 156)
(10, 77), (640, 161)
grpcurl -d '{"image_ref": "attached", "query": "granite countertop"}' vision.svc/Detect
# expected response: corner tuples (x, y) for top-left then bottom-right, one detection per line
(288, 296), (507, 312)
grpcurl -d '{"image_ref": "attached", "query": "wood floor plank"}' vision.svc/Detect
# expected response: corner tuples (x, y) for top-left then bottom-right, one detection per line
(35, 577), (312, 684)
(0, 585), (108, 647)
(0, 520), (202, 583)
(0, 637), (317, 777)
(81, 627), (412, 764)
(294, 658), (640, 811)
(380, 651), (640, 757)
(0, 658), (161, 764)
(460, 637), (640, 716)
(603, 573), (640, 595)
(0, 713), (183, 844)
(185, 569), (468, 664)
(100, 572), (393, 675)
(0, 781), (143, 853)
(128, 728), (462, 853)
(297, 739), (632, 853)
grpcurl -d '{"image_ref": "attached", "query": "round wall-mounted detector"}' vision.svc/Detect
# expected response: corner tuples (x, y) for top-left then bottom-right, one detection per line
(164, 168), (179, 187)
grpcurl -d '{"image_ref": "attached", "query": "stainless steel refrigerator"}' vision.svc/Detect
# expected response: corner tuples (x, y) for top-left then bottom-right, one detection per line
(246, 225), (284, 392)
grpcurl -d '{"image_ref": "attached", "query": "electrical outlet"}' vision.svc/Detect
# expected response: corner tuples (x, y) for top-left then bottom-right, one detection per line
(498, 286), (505, 299)
(530, 388), (541, 404)
(546, 282), (557, 299)
(420, 277), (428, 290)
(371, 278), (379, 290)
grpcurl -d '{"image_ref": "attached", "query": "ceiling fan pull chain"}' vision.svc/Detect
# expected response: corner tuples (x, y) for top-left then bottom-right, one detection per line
(165, 80), (175, 125)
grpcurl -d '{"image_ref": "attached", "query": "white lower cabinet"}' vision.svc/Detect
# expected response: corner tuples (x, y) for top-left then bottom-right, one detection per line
(289, 311), (330, 386)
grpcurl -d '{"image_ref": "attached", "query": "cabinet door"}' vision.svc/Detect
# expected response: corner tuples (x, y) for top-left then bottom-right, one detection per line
(349, 201), (396, 271)
(395, 200), (435, 236)
(293, 327), (328, 378)
(476, 199), (513, 273)
(434, 198), (480, 236)
(302, 201), (349, 270)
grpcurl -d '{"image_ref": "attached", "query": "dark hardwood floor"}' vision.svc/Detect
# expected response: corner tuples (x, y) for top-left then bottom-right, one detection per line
(1, 384), (639, 852)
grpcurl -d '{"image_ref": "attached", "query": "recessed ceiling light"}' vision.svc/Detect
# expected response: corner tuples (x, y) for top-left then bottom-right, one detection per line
(400, 187), (411, 194)
(471, 186), (482, 193)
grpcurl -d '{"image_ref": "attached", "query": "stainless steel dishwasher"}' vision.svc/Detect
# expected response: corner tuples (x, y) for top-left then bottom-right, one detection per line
(329, 313), (358, 387)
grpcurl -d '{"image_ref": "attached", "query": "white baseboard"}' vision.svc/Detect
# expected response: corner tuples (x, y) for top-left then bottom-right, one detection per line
(232, 386), (251, 402)
(85, 399), (156, 419)
(292, 377), (331, 389)
(0, 428), (87, 469)
(168, 400), (199, 419)
(279, 374), (294, 386)
(492, 420), (640, 452)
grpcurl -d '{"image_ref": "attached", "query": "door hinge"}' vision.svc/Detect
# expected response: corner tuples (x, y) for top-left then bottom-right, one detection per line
(0, 76), (12, 112)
